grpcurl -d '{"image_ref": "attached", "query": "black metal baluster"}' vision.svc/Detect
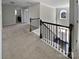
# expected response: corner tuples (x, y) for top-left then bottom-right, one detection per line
(44, 26), (46, 41)
(59, 27), (61, 50)
(46, 24), (47, 42)
(43, 25), (44, 40)
(68, 24), (73, 58)
(48, 24), (49, 43)
(45, 24), (47, 42)
(56, 26), (58, 48)
(53, 26), (55, 47)
(49, 24), (50, 44)
(47, 24), (48, 43)
(43, 24), (45, 39)
(65, 29), (67, 54)
(30, 18), (32, 32)
(43, 24), (44, 39)
(62, 28), (64, 52)
(40, 20), (42, 38)
(43, 24), (45, 40)
(45, 23), (47, 41)
(51, 25), (52, 45)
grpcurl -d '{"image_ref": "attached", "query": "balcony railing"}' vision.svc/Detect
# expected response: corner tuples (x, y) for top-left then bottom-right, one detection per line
(30, 18), (40, 32)
(30, 18), (73, 59)
(40, 20), (73, 59)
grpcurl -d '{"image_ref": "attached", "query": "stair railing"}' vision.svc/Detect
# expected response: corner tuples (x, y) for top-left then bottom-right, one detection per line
(40, 20), (73, 59)
(30, 18), (40, 32)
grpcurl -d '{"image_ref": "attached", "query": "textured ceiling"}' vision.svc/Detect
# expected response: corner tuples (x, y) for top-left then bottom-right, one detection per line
(2, 0), (69, 8)
(2, 0), (39, 7)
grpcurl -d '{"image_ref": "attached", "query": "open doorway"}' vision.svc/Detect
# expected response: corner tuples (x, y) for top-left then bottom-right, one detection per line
(15, 9), (22, 23)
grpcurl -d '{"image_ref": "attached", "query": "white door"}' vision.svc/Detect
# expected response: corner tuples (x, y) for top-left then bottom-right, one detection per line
(21, 9), (29, 24)
(23, 9), (29, 24)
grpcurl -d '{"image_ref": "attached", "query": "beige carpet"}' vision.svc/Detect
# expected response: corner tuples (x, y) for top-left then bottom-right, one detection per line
(2, 23), (68, 59)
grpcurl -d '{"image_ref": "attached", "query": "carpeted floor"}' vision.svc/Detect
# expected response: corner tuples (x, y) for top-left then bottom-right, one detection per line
(2, 23), (68, 59)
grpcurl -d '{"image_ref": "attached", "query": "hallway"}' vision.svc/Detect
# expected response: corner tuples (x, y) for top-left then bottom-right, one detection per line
(2, 24), (68, 59)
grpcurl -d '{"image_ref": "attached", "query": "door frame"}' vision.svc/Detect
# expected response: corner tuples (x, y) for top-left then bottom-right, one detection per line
(69, 0), (78, 59)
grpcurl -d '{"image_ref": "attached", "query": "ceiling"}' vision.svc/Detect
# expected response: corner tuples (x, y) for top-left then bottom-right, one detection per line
(34, 0), (69, 7)
(2, 0), (39, 8)
(2, 0), (69, 8)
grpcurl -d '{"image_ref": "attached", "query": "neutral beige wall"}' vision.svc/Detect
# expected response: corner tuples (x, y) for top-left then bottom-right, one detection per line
(40, 4), (56, 23)
(2, 4), (21, 26)
(78, 23), (79, 57)
(78, 6), (79, 57)
(28, 4), (56, 27)
(29, 4), (40, 18)
(29, 4), (40, 27)
(0, 0), (2, 59)
(2, 4), (16, 26)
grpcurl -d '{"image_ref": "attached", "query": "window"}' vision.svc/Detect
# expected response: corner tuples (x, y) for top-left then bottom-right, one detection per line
(60, 10), (67, 19)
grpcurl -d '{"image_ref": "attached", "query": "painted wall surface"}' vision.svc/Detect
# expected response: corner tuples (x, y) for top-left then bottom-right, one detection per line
(56, 8), (69, 26)
(2, 4), (21, 26)
(0, 0), (2, 59)
(40, 4), (56, 23)
(21, 9), (24, 23)
(29, 4), (40, 27)
(2, 5), (16, 26)
(78, 6), (79, 57)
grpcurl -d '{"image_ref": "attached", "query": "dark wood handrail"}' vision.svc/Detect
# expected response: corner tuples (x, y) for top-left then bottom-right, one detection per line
(41, 20), (70, 28)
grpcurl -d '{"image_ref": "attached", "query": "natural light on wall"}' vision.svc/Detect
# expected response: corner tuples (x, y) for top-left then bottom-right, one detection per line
(15, 10), (17, 15)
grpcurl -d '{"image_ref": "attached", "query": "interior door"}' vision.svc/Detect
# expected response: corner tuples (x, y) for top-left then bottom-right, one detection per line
(23, 9), (29, 24)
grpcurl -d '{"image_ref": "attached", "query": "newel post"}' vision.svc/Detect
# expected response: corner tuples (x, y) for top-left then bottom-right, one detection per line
(30, 18), (32, 32)
(40, 20), (42, 38)
(68, 24), (73, 58)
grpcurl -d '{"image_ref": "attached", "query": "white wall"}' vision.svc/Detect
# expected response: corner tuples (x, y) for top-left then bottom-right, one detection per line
(40, 4), (56, 23)
(21, 9), (24, 23)
(69, 0), (78, 59)
(78, 5), (79, 58)
(40, 4), (69, 26)
(0, 0), (2, 59)
(29, 4), (40, 27)
(2, 4), (21, 26)
(78, 21), (79, 58)
(2, 4), (16, 26)
(29, 4), (40, 18)
(28, 3), (56, 27)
